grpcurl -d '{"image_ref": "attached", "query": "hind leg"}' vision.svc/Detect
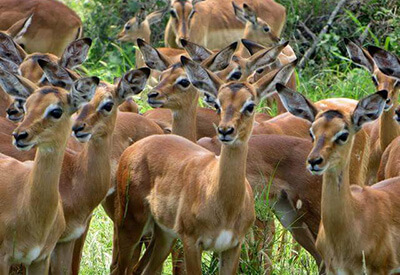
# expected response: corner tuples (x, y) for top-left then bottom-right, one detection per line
(28, 256), (50, 275)
(142, 225), (176, 275)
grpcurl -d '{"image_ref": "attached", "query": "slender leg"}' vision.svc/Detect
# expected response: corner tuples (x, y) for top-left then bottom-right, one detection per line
(219, 243), (242, 275)
(142, 225), (176, 275)
(71, 219), (92, 275)
(171, 242), (185, 275)
(28, 256), (50, 275)
(182, 236), (202, 275)
(50, 241), (75, 275)
(1, 258), (11, 275)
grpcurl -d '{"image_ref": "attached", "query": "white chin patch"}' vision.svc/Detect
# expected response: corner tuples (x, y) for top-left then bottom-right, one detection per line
(73, 132), (92, 143)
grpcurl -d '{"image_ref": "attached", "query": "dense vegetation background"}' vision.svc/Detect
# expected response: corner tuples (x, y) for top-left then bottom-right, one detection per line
(60, 0), (400, 273)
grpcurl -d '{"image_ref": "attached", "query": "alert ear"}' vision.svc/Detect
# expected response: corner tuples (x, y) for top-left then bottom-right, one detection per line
(276, 83), (318, 123)
(352, 90), (388, 132)
(242, 3), (257, 25)
(241, 39), (266, 55)
(181, 56), (222, 106)
(0, 68), (37, 100)
(344, 38), (375, 73)
(0, 57), (19, 74)
(247, 41), (289, 71)
(201, 41), (238, 72)
(181, 39), (213, 63)
(59, 38), (92, 69)
(0, 32), (26, 65)
(135, 8), (147, 26)
(37, 59), (75, 89)
(69, 76), (100, 112)
(137, 38), (172, 71)
(368, 46), (400, 80)
(254, 60), (297, 101)
(116, 67), (150, 104)
(146, 5), (170, 25)
(6, 14), (33, 40)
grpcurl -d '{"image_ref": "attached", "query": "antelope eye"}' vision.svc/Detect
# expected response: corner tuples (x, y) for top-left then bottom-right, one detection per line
(230, 71), (242, 80)
(102, 102), (114, 112)
(336, 132), (349, 144)
(178, 79), (190, 88)
(244, 103), (255, 114)
(263, 26), (270, 32)
(170, 10), (177, 18)
(49, 108), (63, 119)
(256, 68), (264, 74)
(214, 103), (221, 114)
(189, 10), (196, 19)
(125, 25), (131, 30)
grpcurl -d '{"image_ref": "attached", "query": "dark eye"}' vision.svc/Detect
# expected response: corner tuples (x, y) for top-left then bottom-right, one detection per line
(102, 102), (114, 112)
(214, 103), (221, 114)
(170, 10), (177, 18)
(263, 26), (270, 32)
(371, 76), (378, 86)
(244, 103), (255, 114)
(395, 80), (400, 88)
(256, 68), (264, 74)
(336, 132), (349, 144)
(125, 25), (131, 30)
(229, 71), (242, 81)
(178, 79), (190, 88)
(49, 108), (63, 119)
(309, 131), (314, 142)
(189, 10), (196, 19)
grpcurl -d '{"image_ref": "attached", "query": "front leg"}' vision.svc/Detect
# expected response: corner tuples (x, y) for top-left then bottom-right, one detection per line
(50, 241), (75, 274)
(28, 256), (50, 275)
(183, 236), (202, 275)
(219, 243), (242, 275)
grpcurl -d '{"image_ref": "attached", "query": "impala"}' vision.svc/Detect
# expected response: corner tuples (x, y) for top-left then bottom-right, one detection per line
(0, 75), (98, 274)
(344, 38), (400, 185)
(165, 0), (286, 49)
(277, 84), (400, 273)
(0, 0), (82, 56)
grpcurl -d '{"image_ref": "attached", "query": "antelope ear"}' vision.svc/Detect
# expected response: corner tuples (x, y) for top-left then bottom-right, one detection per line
(181, 56), (222, 106)
(69, 76), (100, 112)
(276, 83), (318, 123)
(242, 3), (257, 25)
(232, 2), (247, 24)
(0, 69), (37, 100)
(201, 41), (238, 72)
(344, 38), (374, 73)
(135, 8), (147, 26)
(254, 60), (297, 101)
(241, 39), (266, 55)
(6, 14), (33, 40)
(248, 41), (289, 71)
(59, 38), (92, 69)
(368, 46), (400, 80)
(181, 39), (213, 62)
(146, 5), (169, 25)
(352, 90), (388, 132)
(137, 38), (172, 71)
(38, 59), (74, 89)
(116, 67), (150, 104)
(0, 32), (26, 65)
(0, 57), (19, 74)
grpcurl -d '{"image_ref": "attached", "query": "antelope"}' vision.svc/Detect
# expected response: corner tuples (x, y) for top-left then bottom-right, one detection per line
(0, 0), (82, 56)
(277, 84), (400, 273)
(0, 76), (98, 274)
(344, 39), (400, 185)
(366, 47), (400, 181)
(164, 0), (286, 49)
(113, 54), (299, 274)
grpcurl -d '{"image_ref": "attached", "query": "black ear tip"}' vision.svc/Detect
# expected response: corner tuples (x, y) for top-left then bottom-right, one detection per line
(180, 55), (190, 65)
(230, 41), (238, 50)
(243, 3), (249, 8)
(139, 67), (151, 77)
(367, 45), (382, 56)
(343, 38), (350, 45)
(180, 39), (188, 47)
(37, 59), (50, 68)
(275, 83), (286, 92)
(377, 89), (388, 99)
(136, 38), (145, 47)
(282, 40), (289, 47)
(82, 37), (92, 46)
(91, 76), (100, 85)
(292, 58), (299, 66)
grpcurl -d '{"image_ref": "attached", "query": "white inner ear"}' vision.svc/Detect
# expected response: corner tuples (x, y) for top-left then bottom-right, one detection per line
(240, 98), (255, 113)
(15, 15), (33, 40)
(97, 97), (114, 112)
(331, 129), (349, 143)
(43, 103), (61, 118)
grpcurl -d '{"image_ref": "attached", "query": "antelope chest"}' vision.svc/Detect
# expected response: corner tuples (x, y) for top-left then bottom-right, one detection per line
(197, 230), (239, 252)
(13, 245), (42, 265)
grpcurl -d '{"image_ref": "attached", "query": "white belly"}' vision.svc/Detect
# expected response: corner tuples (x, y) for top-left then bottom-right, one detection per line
(198, 230), (239, 252)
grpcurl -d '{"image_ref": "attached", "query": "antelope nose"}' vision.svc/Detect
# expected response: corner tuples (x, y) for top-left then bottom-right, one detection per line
(72, 123), (85, 133)
(308, 157), (323, 167)
(218, 127), (234, 136)
(148, 91), (159, 98)
(13, 131), (28, 141)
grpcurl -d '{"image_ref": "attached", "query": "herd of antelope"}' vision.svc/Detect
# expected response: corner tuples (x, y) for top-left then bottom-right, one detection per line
(0, 0), (399, 274)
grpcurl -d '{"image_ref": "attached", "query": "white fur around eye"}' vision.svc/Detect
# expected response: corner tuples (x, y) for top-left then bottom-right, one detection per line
(43, 104), (61, 118)
(310, 128), (315, 140)
(332, 130), (349, 143)
(227, 68), (241, 81)
(97, 97), (114, 112)
(240, 98), (255, 113)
